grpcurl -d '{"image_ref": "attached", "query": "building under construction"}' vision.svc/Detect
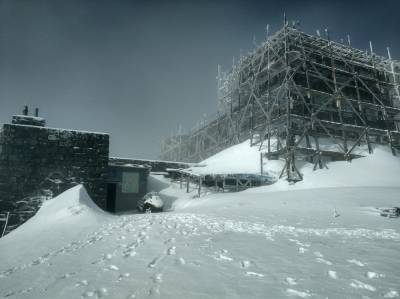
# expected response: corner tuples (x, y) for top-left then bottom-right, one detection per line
(160, 23), (400, 181)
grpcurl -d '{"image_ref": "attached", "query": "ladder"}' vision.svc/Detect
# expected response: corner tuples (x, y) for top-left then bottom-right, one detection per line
(0, 212), (10, 238)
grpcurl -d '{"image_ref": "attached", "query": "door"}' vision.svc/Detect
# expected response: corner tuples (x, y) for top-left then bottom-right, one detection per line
(106, 183), (117, 213)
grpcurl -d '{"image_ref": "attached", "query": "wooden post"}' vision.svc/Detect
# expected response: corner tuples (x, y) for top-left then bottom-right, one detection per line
(198, 176), (202, 197)
(180, 172), (183, 189)
(186, 175), (190, 193)
(236, 177), (239, 192)
(365, 130), (372, 154)
(222, 177), (225, 192)
(260, 152), (264, 175)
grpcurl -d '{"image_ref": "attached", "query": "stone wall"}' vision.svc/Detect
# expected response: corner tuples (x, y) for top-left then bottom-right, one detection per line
(0, 124), (109, 231)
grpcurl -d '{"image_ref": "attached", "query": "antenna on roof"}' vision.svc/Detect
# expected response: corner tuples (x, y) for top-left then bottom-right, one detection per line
(387, 47), (392, 60)
(253, 35), (257, 47)
(266, 24), (270, 39)
(283, 12), (287, 26)
(324, 28), (330, 41)
(369, 41), (374, 56)
(347, 34), (351, 46)
(316, 29), (321, 37)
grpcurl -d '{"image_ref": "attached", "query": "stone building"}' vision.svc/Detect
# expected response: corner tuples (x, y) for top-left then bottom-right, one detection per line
(0, 108), (109, 233)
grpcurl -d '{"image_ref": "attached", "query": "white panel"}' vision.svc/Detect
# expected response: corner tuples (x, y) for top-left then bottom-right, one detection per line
(122, 172), (139, 194)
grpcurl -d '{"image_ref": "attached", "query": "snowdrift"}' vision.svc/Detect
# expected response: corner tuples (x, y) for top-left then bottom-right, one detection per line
(0, 142), (399, 299)
(186, 139), (400, 191)
(0, 185), (111, 260)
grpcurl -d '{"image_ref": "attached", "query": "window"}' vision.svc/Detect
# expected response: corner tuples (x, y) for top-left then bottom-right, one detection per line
(121, 172), (139, 194)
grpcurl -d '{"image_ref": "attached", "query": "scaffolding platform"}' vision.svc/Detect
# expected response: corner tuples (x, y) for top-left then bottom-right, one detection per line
(161, 20), (400, 181)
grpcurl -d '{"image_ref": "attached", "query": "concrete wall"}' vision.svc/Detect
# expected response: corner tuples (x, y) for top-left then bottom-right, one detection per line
(0, 124), (109, 215)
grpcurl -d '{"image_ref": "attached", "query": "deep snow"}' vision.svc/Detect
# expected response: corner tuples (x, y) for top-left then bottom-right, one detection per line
(0, 140), (399, 299)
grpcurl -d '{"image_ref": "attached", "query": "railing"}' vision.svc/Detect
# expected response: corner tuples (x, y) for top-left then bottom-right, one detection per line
(0, 212), (10, 238)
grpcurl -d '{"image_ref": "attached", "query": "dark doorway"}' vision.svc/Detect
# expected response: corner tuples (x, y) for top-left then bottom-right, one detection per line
(106, 183), (117, 213)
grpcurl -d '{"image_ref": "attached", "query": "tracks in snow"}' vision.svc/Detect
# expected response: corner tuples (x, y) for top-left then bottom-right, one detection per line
(0, 212), (399, 298)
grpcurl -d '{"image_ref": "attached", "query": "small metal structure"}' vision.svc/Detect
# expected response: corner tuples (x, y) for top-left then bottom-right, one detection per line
(166, 168), (274, 196)
(11, 106), (46, 127)
(161, 21), (400, 181)
(107, 163), (150, 213)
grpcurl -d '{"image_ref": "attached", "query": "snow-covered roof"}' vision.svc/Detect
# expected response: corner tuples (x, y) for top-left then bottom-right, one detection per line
(12, 115), (45, 122)
(5, 123), (109, 135)
(108, 162), (149, 169)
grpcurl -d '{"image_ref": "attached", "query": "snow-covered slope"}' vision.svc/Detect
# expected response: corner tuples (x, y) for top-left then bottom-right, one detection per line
(0, 142), (399, 299)
(191, 139), (266, 175)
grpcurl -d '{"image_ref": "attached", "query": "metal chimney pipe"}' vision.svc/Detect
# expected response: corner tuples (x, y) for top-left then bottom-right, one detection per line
(35, 108), (39, 117)
(23, 105), (28, 116)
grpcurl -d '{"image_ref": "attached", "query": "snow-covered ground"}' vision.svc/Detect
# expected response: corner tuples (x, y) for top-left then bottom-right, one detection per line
(0, 140), (400, 298)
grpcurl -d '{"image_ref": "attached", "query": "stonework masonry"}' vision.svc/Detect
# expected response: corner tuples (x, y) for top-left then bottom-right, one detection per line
(0, 123), (109, 232)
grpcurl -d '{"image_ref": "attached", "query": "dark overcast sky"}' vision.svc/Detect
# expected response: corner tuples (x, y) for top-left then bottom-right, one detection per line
(0, 0), (399, 159)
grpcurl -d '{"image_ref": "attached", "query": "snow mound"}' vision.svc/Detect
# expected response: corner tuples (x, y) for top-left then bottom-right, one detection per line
(26, 184), (106, 228)
(186, 139), (400, 191)
(256, 146), (400, 193)
(193, 139), (265, 175)
(1, 185), (111, 251)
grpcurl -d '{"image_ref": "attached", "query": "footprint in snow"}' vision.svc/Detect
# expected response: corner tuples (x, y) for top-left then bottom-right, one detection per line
(286, 288), (311, 298)
(92, 253), (114, 264)
(81, 291), (94, 298)
(349, 279), (376, 292)
(123, 249), (137, 258)
(245, 271), (264, 278)
(313, 251), (332, 265)
(117, 273), (131, 282)
(240, 261), (251, 269)
(104, 265), (119, 272)
(298, 247), (309, 254)
(328, 270), (338, 279)
(164, 238), (175, 245)
(365, 271), (385, 279)
(75, 280), (89, 288)
(60, 272), (76, 279)
(167, 246), (176, 255)
(148, 257), (161, 268)
(313, 251), (323, 258)
(177, 257), (186, 265)
(384, 290), (399, 298)
(315, 257), (333, 266)
(285, 277), (297, 285)
(152, 273), (163, 284)
(3, 290), (16, 297)
(289, 239), (311, 248)
(347, 259), (366, 267)
(216, 254), (233, 262)
(3, 287), (34, 298)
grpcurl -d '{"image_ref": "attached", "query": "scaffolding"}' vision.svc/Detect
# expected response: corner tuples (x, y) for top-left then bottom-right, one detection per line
(160, 22), (400, 181)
